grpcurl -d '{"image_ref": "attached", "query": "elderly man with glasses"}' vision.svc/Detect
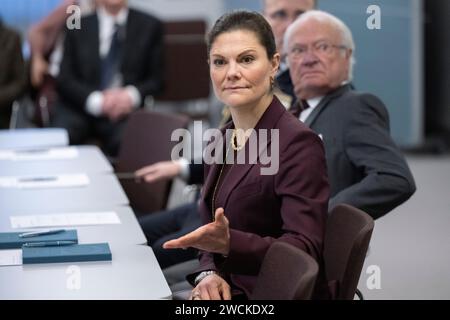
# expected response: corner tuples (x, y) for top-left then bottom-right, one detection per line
(285, 10), (416, 219)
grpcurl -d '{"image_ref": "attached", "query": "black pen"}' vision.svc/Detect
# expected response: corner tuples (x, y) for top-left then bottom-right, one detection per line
(22, 240), (77, 248)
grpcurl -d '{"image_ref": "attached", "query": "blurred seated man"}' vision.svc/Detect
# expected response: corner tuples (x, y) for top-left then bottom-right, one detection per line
(0, 19), (27, 128)
(53, 0), (163, 156)
(285, 10), (416, 219)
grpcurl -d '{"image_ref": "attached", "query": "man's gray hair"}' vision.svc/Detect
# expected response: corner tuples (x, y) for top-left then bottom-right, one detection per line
(283, 10), (356, 81)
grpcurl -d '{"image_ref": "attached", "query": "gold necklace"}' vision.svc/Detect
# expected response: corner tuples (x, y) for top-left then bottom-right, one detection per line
(211, 137), (232, 221)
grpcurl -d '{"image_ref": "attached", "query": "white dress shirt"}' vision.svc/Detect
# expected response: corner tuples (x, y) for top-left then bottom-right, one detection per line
(299, 96), (323, 123)
(299, 81), (350, 122)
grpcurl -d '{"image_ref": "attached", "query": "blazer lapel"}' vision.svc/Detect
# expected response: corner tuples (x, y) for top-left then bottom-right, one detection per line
(305, 84), (352, 127)
(217, 97), (286, 210)
(201, 125), (231, 207)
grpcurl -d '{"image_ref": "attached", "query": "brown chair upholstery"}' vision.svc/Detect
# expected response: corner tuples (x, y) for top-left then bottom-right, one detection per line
(156, 20), (209, 103)
(250, 241), (319, 300)
(115, 110), (190, 214)
(324, 204), (374, 300)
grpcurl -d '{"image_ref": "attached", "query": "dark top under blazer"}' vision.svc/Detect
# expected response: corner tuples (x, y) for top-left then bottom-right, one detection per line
(187, 96), (330, 299)
(57, 9), (163, 111)
(305, 84), (416, 219)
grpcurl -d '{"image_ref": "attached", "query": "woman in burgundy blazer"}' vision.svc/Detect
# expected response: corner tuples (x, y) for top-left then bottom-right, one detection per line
(164, 10), (329, 300)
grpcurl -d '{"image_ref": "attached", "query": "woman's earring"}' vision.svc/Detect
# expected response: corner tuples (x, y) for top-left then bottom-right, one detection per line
(270, 76), (275, 90)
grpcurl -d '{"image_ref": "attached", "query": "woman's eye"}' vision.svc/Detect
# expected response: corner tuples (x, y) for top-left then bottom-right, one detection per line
(213, 59), (225, 66)
(241, 56), (255, 64)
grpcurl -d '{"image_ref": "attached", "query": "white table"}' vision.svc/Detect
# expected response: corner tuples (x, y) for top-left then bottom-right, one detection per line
(0, 206), (147, 246)
(0, 128), (69, 150)
(0, 145), (113, 175)
(0, 245), (171, 299)
(0, 174), (129, 212)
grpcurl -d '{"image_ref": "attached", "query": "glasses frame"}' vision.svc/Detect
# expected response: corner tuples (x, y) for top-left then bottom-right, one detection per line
(287, 41), (348, 61)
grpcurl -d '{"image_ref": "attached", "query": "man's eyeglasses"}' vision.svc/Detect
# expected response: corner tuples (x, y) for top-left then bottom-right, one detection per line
(288, 41), (347, 60)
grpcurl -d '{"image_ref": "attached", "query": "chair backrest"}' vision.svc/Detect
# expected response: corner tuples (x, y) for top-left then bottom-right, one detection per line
(115, 110), (190, 214)
(324, 204), (374, 300)
(156, 20), (210, 102)
(251, 242), (319, 300)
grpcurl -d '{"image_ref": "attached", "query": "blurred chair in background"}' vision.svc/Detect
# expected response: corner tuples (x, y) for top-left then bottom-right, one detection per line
(115, 109), (189, 214)
(153, 20), (210, 121)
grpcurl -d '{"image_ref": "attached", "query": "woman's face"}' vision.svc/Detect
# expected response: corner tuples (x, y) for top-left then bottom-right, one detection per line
(209, 30), (279, 110)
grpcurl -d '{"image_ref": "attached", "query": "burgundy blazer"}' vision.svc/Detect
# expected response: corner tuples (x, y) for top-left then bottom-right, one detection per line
(187, 96), (330, 298)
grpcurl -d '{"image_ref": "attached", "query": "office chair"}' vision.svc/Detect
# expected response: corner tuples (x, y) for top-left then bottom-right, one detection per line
(171, 242), (319, 301)
(324, 204), (374, 300)
(251, 241), (319, 300)
(115, 109), (190, 214)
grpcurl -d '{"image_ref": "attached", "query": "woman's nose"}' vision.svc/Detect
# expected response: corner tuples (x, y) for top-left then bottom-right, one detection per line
(226, 61), (241, 80)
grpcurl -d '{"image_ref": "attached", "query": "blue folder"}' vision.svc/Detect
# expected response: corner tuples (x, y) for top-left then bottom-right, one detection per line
(22, 243), (112, 264)
(0, 230), (78, 249)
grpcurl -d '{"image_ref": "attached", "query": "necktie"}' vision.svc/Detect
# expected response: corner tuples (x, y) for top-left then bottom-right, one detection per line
(289, 100), (310, 118)
(100, 23), (123, 90)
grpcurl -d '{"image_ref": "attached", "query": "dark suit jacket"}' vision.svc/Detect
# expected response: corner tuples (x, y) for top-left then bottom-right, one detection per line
(305, 84), (416, 219)
(187, 96), (330, 299)
(0, 21), (27, 127)
(57, 9), (163, 111)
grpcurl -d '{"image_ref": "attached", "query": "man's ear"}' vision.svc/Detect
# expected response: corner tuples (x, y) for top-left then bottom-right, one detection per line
(346, 49), (353, 60)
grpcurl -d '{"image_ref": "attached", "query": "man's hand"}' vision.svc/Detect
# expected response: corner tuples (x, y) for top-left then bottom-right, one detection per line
(135, 160), (182, 183)
(190, 274), (231, 300)
(31, 55), (49, 88)
(102, 88), (134, 121)
(163, 208), (230, 256)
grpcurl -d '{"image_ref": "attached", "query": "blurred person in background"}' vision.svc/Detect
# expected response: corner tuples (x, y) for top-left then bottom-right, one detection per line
(0, 18), (27, 128)
(53, 0), (164, 156)
(27, 0), (95, 126)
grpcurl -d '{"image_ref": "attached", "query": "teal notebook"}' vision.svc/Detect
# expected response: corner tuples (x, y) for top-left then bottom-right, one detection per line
(22, 243), (112, 264)
(0, 230), (78, 249)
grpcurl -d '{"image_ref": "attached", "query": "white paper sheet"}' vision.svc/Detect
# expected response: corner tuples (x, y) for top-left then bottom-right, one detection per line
(10, 211), (121, 229)
(0, 147), (78, 161)
(0, 249), (22, 266)
(0, 173), (89, 189)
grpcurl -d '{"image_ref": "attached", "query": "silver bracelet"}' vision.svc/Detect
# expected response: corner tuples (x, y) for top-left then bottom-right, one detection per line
(194, 270), (218, 286)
